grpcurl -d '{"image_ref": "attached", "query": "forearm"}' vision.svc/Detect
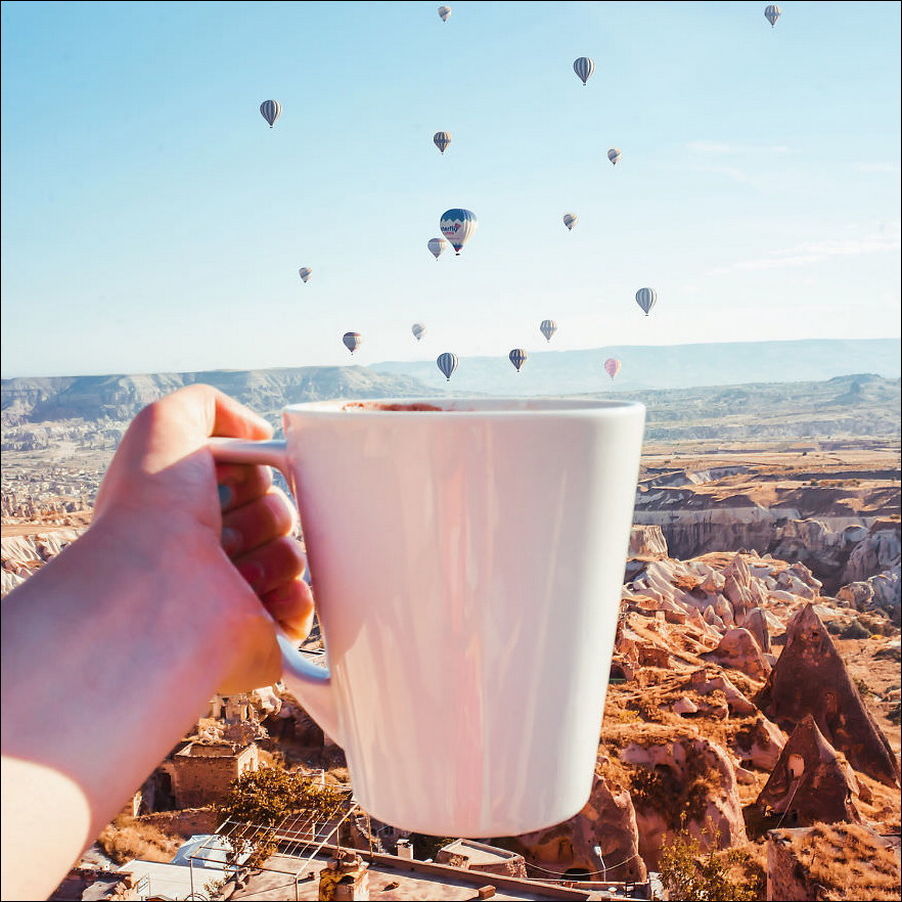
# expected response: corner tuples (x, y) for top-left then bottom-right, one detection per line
(0, 515), (274, 898)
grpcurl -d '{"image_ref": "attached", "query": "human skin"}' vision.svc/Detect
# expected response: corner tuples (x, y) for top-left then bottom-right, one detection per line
(1, 385), (313, 900)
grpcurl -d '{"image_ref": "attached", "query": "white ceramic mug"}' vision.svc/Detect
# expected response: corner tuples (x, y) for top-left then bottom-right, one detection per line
(210, 397), (645, 837)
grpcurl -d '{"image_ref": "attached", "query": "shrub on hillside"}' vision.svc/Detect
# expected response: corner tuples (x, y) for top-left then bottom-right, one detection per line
(658, 823), (760, 902)
(97, 815), (181, 864)
(658, 817), (764, 902)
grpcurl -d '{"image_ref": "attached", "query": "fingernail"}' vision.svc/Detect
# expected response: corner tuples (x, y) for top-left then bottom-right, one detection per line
(221, 527), (242, 555)
(218, 484), (233, 509)
(237, 560), (265, 590)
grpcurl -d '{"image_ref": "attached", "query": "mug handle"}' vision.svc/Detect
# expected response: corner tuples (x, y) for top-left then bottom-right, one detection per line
(208, 436), (343, 745)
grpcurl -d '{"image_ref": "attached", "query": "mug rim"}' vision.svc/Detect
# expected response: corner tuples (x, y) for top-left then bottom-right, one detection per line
(283, 397), (646, 417)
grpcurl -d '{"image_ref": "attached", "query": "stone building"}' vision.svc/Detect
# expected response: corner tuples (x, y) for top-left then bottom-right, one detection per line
(161, 741), (260, 809)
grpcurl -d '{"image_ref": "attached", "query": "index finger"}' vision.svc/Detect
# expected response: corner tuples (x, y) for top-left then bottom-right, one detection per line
(156, 384), (273, 443)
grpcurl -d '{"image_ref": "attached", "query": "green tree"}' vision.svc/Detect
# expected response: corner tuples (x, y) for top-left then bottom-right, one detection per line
(215, 765), (346, 868)
(658, 823), (759, 902)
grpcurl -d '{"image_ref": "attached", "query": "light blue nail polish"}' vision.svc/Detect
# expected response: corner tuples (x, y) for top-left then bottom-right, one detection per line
(218, 484), (233, 508)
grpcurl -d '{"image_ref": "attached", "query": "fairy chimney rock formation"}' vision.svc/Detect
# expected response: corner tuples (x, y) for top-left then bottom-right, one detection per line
(755, 604), (900, 786)
(756, 715), (862, 826)
(493, 773), (647, 883)
(743, 606), (772, 653)
(722, 554), (769, 618)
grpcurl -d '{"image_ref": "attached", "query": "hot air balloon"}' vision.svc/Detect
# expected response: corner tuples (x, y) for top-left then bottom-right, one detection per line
(342, 332), (362, 354)
(509, 349), (528, 372)
(607, 148), (622, 165)
(412, 323), (426, 341)
(635, 288), (657, 316)
(540, 319), (558, 342)
(440, 209), (478, 255)
(563, 213), (578, 231)
(764, 4), (781, 27)
(438, 5), (451, 21)
(573, 57), (595, 86)
(427, 237), (447, 260)
(437, 352), (458, 381)
(298, 267), (312, 283)
(604, 358), (621, 381)
(260, 100), (281, 128)
(433, 131), (452, 154)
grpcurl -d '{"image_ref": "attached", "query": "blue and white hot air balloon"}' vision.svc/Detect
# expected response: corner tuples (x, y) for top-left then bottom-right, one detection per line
(343, 331), (362, 354)
(298, 267), (312, 283)
(438, 6), (452, 22)
(540, 320), (558, 342)
(572, 57), (595, 86)
(635, 288), (657, 316)
(437, 352), (458, 381)
(440, 209), (478, 255)
(764, 5), (781, 27)
(412, 323), (426, 341)
(433, 131), (452, 154)
(563, 213), (578, 231)
(509, 349), (528, 372)
(608, 148), (622, 166)
(427, 237), (447, 260)
(260, 100), (281, 128)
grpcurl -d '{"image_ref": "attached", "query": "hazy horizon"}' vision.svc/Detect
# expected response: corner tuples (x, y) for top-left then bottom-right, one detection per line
(3, 337), (899, 392)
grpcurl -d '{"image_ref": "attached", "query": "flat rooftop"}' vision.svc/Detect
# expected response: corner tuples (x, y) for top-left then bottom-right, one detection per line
(439, 838), (522, 866)
(231, 849), (632, 901)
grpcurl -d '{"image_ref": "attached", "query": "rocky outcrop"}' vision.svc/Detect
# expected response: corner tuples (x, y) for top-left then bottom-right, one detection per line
(621, 736), (746, 869)
(629, 525), (669, 559)
(733, 717), (786, 771)
(841, 521), (901, 585)
(743, 606), (772, 653)
(494, 773), (646, 882)
(687, 669), (757, 716)
(700, 628), (771, 680)
(756, 715), (862, 826)
(755, 604), (900, 786)
(1, 529), (82, 596)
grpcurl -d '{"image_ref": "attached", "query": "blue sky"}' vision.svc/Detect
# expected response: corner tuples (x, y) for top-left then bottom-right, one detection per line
(1, 1), (899, 378)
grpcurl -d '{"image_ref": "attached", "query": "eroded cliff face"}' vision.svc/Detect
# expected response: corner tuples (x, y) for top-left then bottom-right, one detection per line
(1, 529), (82, 595)
(634, 458), (900, 600)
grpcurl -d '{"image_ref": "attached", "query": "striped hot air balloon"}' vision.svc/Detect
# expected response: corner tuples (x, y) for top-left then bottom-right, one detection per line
(764, 5), (781, 27)
(438, 5), (452, 21)
(509, 349), (528, 372)
(607, 148), (622, 165)
(433, 131), (452, 154)
(440, 209), (478, 255)
(260, 100), (281, 128)
(563, 213), (578, 231)
(427, 237), (447, 260)
(572, 57), (595, 86)
(412, 323), (426, 341)
(635, 288), (657, 316)
(298, 267), (312, 283)
(437, 352), (458, 381)
(540, 319), (557, 342)
(342, 331), (362, 354)
(604, 358), (621, 381)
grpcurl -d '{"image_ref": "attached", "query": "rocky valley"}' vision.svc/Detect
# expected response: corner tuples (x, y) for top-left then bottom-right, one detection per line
(2, 364), (900, 900)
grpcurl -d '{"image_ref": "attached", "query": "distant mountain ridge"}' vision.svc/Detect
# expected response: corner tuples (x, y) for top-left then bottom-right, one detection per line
(373, 338), (901, 395)
(1, 366), (442, 426)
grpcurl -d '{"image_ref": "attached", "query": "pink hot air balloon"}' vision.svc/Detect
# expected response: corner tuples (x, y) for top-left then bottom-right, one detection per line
(604, 357), (621, 381)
